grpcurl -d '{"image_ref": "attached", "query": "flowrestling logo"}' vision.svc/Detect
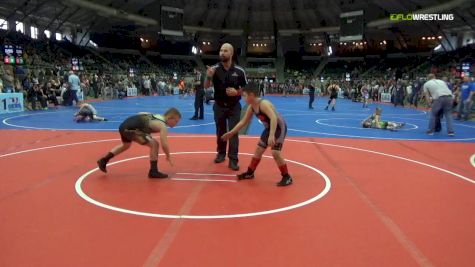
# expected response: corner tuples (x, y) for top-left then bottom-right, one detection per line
(390, 13), (454, 21)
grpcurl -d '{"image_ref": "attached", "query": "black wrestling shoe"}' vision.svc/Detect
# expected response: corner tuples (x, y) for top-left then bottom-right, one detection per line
(190, 117), (198, 120)
(97, 158), (108, 173)
(277, 174), (293, 186)
(228, 159), (240, 171)
(148, 171), (168, 179)
(237, 170), (254, 180)
(214, 154), (226, 163)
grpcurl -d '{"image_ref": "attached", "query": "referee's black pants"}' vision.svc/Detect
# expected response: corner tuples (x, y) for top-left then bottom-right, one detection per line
(193, 88), (204, 119)
(213, 102), (241, 161)
(309, 93), (315, 108)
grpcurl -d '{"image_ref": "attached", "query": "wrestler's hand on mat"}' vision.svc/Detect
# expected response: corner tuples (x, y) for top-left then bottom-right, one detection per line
(267, 136), (275, 147)
(221, 132), (234, 141)
(166, 155), (174, 166)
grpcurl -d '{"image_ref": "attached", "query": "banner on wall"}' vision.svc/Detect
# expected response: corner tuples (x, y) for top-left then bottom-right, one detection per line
(127, 87), (138, 97)
(0, 93), (24, 114)
(381, 93), (391, 103)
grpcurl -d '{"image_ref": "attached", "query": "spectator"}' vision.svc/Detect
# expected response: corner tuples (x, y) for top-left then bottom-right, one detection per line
(2, 68), (14, 93)
(423, 73), (455, 136)
(68, 70), (81, 106)
(456, 76), (475, 121)
(27, 84), (47, 110)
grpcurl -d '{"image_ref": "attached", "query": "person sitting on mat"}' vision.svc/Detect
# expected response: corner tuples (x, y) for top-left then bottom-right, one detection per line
(97, 108), (181, 178)
(74, 103), (107, 122)
(221, 82), (293, 186)
(361, 107), (405, 131)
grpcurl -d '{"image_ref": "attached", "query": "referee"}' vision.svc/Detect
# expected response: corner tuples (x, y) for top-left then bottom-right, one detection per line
(205, 43), (247, 170)
(190, 69), (205, 120)
(308, 83), (315, 109)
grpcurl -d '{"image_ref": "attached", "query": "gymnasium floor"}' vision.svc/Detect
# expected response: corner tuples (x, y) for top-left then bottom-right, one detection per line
(0, 95), (474, 267)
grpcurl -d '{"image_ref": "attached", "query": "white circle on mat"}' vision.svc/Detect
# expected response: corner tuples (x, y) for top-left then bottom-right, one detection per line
(75, 151), (331, 219)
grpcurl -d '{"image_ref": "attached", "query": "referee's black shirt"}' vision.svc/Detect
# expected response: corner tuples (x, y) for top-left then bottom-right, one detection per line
(211, 62), (247, 106)
(309, 85), (315, 95)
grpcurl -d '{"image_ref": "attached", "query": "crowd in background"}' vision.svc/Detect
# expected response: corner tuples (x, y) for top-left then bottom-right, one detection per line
(0, 29), (473, 119)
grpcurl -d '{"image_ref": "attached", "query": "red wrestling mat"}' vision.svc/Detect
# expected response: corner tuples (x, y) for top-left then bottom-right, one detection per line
(0, 130), (474, 267)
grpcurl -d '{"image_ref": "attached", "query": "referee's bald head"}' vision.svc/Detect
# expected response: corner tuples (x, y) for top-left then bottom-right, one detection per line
(219, 43), (234, 63)
(221, 43), (234, 54)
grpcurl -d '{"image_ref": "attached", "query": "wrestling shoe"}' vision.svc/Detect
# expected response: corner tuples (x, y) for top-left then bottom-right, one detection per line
(97, 158), (108, 173)
(237, 170), (254, 180)
(148, 171), (169, 179)
(277, 174), (293, 186)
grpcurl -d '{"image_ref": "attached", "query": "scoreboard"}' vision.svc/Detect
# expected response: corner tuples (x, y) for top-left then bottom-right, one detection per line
(339, 10), (364, 42)
(3, 44), (24, 65)
(161, 6), (184, 36)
